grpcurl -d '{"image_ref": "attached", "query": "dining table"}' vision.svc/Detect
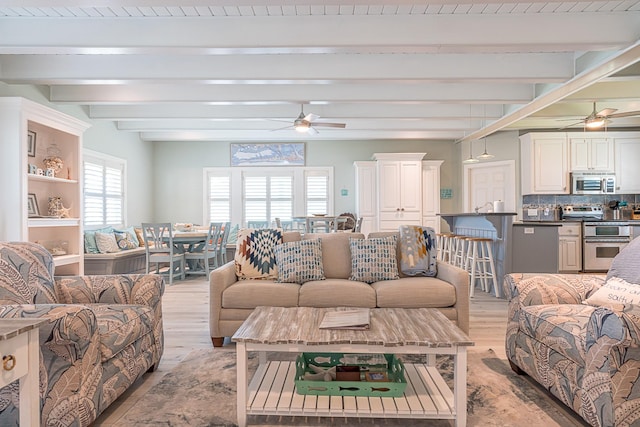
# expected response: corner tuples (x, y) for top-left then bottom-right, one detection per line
(292, 215), (348, 233)
(169, 229), (210, 274)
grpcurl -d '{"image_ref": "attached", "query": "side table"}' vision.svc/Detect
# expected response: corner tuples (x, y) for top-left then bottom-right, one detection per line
(0, 319), (45, 427)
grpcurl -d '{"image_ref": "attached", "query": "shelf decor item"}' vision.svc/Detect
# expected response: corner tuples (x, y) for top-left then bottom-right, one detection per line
(43, 143), (64, 177)
(27, 130), (36, 157)
(48, 196), (71, 218)
(27, 193), (40, 217)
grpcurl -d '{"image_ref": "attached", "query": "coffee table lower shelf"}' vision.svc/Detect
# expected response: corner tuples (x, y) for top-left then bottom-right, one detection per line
(245, 360), (456, 420)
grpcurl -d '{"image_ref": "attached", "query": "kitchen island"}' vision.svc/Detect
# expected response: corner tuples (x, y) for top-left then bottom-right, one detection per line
(438, 212), (517, 298)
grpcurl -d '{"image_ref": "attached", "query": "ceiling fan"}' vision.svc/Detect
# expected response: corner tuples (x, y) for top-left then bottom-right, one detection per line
(560, 101), (640, 129)
(273, 104), (346, 134)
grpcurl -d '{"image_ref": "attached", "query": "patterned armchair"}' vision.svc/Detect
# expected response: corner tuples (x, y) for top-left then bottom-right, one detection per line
(0, 242), (164, 427)
(506, 238), (640, 427)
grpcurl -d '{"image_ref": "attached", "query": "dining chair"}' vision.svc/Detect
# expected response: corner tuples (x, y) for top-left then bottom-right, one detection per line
(184, 222), (222, 277)
(354, 217), (364, 233)
(141, 222), (185, 285)
(247, 220), (269, 229)
(217, 221), (232, 266)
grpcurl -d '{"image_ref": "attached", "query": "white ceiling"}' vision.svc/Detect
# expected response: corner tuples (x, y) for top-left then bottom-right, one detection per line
(1, 1), (639, 142)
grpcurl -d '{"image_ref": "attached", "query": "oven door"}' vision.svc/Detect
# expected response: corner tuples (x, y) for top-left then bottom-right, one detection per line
(583, 239), (629, 272)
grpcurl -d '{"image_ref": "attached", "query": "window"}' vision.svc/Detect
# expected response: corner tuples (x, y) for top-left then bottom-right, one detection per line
(83, 150), (125, 227)
(204, 167), (332, 227)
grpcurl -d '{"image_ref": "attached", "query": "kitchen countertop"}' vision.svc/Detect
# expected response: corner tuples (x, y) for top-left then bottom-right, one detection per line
(438, 212), (517, 216)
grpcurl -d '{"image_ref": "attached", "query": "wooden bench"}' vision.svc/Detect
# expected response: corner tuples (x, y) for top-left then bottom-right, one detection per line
(84, 247), (147, 275)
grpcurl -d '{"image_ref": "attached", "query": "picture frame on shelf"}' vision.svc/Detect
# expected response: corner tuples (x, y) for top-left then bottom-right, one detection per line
(27, 193), (40, 217)
(27, 130), (37, 157)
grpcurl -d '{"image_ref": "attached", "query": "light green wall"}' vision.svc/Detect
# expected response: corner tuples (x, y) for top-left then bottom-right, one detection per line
(152, 139), (465, 224)
(0, 83), (155, 226)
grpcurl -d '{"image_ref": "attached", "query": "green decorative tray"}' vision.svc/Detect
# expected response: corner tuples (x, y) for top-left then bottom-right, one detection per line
(294, 352), (406, 397)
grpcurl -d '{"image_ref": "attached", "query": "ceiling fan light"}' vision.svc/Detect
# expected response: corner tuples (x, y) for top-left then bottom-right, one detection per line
(585, 118), (605, 128)
(294, 122), (309, 133)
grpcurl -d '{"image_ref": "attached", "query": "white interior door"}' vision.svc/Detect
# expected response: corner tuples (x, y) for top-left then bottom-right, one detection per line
(463, 160), (516, 213)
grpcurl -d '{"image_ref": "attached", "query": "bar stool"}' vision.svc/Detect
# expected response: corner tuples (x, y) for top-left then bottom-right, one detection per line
(452, 235), (470, 270)
(466, 237), (498, 298)
(436, 232), (453, 262)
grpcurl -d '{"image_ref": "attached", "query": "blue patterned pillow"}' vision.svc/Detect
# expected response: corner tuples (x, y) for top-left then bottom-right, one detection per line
(114, 231), (138, 250)
(349, 235), (399, 284)
(274, 239), (325, 284)
(235, 228), (283, 280)
(399, 225), (437, 277)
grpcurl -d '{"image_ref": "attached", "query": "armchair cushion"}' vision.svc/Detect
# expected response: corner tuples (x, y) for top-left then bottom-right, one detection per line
(93, 304), (156, 363)
(0, 241), (56, 304)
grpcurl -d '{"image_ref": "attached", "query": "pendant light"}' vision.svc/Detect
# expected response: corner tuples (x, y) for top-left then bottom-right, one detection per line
(476, 104), (494, 160)
(477, 138), (494, 160)
(463, 140), (479, 164)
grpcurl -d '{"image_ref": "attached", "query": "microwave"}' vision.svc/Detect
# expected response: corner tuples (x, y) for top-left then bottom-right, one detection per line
(571, 172), (616, 195)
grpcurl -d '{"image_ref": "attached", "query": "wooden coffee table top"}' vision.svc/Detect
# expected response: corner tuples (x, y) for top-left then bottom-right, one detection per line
(232, 306), (474, 348)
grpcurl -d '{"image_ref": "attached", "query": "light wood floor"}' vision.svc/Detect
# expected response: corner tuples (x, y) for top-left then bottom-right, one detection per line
(93, 277), (509, 426)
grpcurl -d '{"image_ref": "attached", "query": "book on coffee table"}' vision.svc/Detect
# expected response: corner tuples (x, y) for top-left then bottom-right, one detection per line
(319, 308), (370, 330)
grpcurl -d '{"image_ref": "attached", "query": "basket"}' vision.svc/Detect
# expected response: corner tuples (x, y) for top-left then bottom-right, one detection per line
(294, 353), (406, 397)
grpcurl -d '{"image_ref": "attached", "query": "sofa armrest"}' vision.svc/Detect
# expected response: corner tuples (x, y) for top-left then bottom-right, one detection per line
(436, 260), (470, 335)
(505, 273), (606, 306)
(209, 261), (238, 338)
(54, 274), (165, 308)
(0, 304), (102, 426)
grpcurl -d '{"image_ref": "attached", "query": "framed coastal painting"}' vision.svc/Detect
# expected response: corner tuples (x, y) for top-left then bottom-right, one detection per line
(230, 143), (305, 167)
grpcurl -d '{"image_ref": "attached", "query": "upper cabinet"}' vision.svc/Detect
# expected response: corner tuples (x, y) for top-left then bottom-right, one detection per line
(520, 133), (569, 195)
(0, 97), (90, 275)
(614, 137), (640, 194)
(569, 137), (614, 172)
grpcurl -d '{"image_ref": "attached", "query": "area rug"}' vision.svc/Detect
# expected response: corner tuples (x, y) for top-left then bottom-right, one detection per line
(119, 348), (588, 426)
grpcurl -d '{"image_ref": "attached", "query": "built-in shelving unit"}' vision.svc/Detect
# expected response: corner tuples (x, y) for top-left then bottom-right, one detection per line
(0, 97), (90, 275)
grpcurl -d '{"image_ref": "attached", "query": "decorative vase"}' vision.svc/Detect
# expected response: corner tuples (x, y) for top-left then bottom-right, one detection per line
(43, 144), (64, 177)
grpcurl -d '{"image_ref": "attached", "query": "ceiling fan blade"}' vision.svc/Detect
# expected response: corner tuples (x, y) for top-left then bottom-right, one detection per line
(304, 113), (320, 122)
(606, 110), (640, 118)
(270, 124), (294, 132)
(597, 108), (618, 117)
(307, 126), (319, 135)
(311, 122), (346, 128)
(558, 121), (586, 130)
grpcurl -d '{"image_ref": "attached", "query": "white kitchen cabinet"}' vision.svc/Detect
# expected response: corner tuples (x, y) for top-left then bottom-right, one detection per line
(373, 153), (425, 231)
(520, 133), (569, 195)
(614, 137), (640, 193)
(353, 161), (377, 235)
(422, 160), (443, 233)
(558, 222), (582, 273)
(569, 137), (614, 172)
(0, 97), (90, 275)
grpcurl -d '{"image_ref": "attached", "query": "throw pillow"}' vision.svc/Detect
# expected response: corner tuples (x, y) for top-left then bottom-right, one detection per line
(584, 276), (640, 308)
(606, 236), (640, 284)
(95, 231), (120, 253)
(84, 226), (114, 253)
(134, 227), (146, 246)
(117, 225), (140, 247)
(274, 238), (325, 284)
(235, 228), (283, 280)
(399, 225), (437, 277)
(349, 235), (399, 284)
(114, 231), (138, 250)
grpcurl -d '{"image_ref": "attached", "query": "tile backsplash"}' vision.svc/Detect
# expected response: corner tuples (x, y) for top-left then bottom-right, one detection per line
(522, 194), (640, 220)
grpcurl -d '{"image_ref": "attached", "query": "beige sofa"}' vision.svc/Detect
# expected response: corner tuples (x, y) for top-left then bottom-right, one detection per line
(210, 231), (469, 346)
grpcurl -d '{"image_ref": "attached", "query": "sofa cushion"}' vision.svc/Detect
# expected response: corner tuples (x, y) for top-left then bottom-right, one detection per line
(274, 238), (325, 284)
(398, 225), (437, 277)
(519, 304), (597, 366)
(235, 228), (283, 280)
(299, 278), (376, 308)
(584, 276), (640, 308)
(372, 277), (456, 308)
(93, 304), (155, 363)
(304, 233), (365, 279)
(349, 235), (399, 284)
(222, 280), (300, 308)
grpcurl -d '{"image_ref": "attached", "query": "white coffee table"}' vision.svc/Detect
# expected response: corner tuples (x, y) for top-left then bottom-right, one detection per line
(232, 306), (474, 427)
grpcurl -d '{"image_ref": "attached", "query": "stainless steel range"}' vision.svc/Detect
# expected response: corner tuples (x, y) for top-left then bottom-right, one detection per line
(561, 205), (604, 221)
(583, 222), (631, 272)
